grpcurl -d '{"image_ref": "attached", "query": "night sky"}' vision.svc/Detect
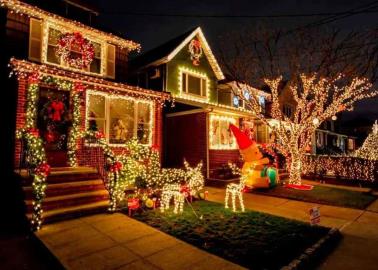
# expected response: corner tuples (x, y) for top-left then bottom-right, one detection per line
(97, 0), (378, 123)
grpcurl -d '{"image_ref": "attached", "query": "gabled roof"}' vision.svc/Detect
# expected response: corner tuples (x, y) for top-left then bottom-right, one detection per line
(130, 27), (225, 80)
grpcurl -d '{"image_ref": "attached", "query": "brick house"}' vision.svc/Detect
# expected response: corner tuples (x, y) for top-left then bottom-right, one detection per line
(1, 0), (168, 221)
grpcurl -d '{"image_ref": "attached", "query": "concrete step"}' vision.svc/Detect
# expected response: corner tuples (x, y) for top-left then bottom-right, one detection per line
(27, 200), (109, 224)
(25, 190), (109, 212)
(23, 179), (106, 199)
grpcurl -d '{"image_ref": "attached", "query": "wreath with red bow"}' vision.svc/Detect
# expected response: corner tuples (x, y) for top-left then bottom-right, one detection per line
(56, 32), (95, 69)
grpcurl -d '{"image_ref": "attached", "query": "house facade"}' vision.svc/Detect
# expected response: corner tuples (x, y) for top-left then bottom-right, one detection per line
(128, 27), (270, 179)
(1, 0), (168, 169)
(1, 0), (168, 223)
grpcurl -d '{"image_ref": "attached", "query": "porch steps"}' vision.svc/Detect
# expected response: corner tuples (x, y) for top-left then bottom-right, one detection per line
(22, 166), (109, 223)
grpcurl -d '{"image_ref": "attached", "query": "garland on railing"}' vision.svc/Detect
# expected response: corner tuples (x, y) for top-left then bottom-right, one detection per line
(16, 128), (50, 231)
(81, 131), (204, 211)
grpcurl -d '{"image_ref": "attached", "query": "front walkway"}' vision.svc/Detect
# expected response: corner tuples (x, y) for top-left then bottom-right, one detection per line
(207, 186), (378, 270)
(36, 213), (245, 270)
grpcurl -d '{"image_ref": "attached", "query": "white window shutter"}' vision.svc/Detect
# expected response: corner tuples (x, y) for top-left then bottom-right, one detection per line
(106, 44), (116, 79)
(29, 18), (42, 62)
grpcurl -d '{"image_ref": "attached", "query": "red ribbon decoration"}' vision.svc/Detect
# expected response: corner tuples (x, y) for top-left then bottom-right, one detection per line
(49, 101), (64, 122)
(95, 131), (105, 139)
(28, 72), (39, 84)
(110, 161), (123, 172)
(27, 128), (40, 138)
(74, 82), (86, 93)
(35, 162), (51, 177)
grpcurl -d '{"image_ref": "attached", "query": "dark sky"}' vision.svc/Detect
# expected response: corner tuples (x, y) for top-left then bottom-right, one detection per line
(97, 0), (378, 123)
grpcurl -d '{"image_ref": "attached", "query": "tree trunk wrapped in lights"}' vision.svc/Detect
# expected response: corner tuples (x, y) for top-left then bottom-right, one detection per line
(218, 26), (378, 186)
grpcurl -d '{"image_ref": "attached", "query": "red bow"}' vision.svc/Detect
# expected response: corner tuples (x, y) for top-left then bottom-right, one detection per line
(74, 82), (86, 93)
(110, 161), (123, 172)
(95, 131), (105, 139)
(27, 128), (40, 138)
(180, 184), (191, 197)
(36, 162), (50, 177)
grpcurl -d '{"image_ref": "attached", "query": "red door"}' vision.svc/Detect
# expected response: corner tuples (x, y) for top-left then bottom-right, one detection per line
(37, 87), (71, 167)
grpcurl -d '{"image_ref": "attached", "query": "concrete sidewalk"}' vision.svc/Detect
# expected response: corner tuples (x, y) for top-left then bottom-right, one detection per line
(207, 186), (378, 270)
(36, 213), (245, 270)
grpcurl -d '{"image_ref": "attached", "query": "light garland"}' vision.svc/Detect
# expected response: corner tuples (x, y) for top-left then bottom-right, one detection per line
(302, 155), (377, 182)
(355, 120), (378, 161)
(10, 59), (170, 103)
(233, 74), (377, 185)
(209, 114), (237, 149)
(0, 0), (140, 51)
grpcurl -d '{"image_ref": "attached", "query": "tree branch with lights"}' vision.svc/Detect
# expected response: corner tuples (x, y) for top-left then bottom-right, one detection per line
(218, 26), (378, 185)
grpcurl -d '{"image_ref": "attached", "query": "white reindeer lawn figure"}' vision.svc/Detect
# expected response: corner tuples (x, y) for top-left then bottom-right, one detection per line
(225, 174), (246, 212)
(160, 161), (204, 214)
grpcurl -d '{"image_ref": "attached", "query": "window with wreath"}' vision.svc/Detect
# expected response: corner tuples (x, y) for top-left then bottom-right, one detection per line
(46, 27), (102, 74)
(182, 72), (207, 97)
(87, 93), (152, 145)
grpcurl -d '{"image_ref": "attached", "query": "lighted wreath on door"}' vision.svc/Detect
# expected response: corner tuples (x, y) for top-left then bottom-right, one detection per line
(56, 32), (95, 69)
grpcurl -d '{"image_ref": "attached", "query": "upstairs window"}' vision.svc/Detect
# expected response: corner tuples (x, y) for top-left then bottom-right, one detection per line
(46, 27), (102, 74)
(182, 73), (207, 97)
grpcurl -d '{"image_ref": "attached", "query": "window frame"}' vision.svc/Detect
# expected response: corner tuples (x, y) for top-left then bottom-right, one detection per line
(42, 21), (106, 77)
(178, 67), (209, 101)
(209, 114), (238, 150)
(85, 90), (154, 146)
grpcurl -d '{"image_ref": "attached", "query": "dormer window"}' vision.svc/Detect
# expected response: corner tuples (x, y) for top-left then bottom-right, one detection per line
(178, 67), (209, 100)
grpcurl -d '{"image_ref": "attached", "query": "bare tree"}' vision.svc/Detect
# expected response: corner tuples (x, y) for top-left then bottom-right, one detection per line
(218, 25), (378, 185)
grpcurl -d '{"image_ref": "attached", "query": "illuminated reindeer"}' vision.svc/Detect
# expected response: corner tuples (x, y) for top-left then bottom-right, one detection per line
(225, 174), (246, 212)
(160, 161), (204, 214)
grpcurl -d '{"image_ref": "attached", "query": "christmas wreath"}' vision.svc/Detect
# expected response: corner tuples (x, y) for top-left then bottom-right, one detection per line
(188, 39), (202, 66)
(56, 32), (95, 69)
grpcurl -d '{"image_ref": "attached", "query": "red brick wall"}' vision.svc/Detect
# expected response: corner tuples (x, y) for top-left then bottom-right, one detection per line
(209, 149), (241, 170)
(165, 112), (207, 173)
(14, 78), (27, 168)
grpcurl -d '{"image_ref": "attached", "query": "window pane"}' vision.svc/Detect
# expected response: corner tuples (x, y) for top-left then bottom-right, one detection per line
(47, 45), (60, 64)
(88, 119), (105, 133)
(210, 119), (220, 146)
(187, 74), (201, 96)
(88, 94), (105, 118)
(93, 42), (101, 58)
(219, 120), (232, 146)
(90, 58), (101, 74)
(137, 102), (151, 144)
(182, 73), (186, 92)
(109, 99), (135, 144)
(48, 28), (61, 45)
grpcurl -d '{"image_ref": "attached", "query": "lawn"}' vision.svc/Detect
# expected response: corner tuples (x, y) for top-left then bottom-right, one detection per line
(252, 185), (376, 209)
(132, 200), (331, 270)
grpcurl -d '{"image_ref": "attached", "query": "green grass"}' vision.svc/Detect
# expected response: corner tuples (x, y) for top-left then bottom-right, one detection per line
(253, 185), (376, 209)
(132, 200), (329, 270)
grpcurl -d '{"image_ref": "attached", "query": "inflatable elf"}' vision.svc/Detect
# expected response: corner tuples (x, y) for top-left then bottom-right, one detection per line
(230, 124), (279, 189)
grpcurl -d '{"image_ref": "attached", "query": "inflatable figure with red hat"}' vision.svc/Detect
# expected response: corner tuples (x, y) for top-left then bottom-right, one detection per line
(229, 124), (279, 189)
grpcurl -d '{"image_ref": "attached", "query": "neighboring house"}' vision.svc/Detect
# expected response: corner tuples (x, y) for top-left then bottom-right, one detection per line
(1, 0), (168, 220)
(128, 27), (268, 179)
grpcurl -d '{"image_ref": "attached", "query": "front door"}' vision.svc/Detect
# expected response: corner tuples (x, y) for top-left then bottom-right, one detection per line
(37, 87), (71, 167)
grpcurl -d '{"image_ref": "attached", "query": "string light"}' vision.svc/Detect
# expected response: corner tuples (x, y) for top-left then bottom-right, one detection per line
(0, 0), (140, 51)
(355, 120), (378, 161)
(302, 154), (377, 182)
(233, 73), (377, 185)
